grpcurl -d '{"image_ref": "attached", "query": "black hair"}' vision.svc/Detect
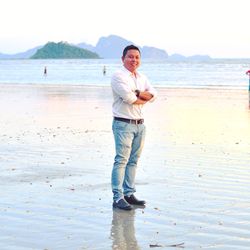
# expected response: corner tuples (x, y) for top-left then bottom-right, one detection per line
(122, 45), (141, 58)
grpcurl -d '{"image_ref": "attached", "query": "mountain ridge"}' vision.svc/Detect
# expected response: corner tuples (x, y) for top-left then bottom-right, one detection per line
(0, 35), (211, 60)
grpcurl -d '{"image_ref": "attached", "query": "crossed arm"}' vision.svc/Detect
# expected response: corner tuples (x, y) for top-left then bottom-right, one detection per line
(133, 91), (153, 105)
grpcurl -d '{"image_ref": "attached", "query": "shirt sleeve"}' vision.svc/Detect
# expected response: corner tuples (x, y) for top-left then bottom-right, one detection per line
(144, 77), (157, 102)
(111, 74), (137, 104)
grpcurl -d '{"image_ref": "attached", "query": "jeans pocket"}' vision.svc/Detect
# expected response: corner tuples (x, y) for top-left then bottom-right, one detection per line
(112, 120), (129, 131)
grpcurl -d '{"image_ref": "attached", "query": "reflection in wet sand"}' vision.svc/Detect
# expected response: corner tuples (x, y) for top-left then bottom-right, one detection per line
(111, 209), (140, 250)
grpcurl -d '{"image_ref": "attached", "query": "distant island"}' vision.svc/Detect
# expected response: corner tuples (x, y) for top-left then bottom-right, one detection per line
(0, 35), (212, 61)
(77, 35), (169, 59)
(31, 42), (100, 59)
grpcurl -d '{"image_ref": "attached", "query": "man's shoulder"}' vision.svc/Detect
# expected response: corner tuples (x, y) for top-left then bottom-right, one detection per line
(112, 69), (123, 76)
(111, 69), (129, 82)
(113, 68), (128, 76)
(137, 71), (147, 78)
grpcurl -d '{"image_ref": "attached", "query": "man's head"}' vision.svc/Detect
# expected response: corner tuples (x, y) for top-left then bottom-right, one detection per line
(122, 45), (141, 74)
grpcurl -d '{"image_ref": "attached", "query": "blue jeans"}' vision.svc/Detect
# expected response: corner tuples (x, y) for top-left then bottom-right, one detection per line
(111, 119), (146, 201)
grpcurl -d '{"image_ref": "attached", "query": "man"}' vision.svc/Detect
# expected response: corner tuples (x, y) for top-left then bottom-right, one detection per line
(111, 45), (157, 210)
(246, 70), (250, 91)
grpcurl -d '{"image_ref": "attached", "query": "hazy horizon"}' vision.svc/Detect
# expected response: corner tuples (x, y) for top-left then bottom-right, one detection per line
(1, 37), (250, 59)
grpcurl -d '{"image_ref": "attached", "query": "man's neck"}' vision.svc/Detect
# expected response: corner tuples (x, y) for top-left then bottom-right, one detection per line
(129, 69), (137, 78)
(123, 66), (137, 77)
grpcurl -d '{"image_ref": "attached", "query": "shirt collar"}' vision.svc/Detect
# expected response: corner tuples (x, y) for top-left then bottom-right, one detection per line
(122, 66), (141, 78)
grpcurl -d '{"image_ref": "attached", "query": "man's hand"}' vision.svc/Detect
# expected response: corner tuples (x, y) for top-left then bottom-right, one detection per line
(138, 91), (153, 101)
(132, 90), (154, 105)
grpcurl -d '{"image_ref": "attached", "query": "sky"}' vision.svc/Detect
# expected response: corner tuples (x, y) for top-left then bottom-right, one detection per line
(0, 0), (249, 58)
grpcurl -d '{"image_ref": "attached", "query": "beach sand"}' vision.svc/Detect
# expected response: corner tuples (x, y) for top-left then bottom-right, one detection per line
(0, 84), (250, 250)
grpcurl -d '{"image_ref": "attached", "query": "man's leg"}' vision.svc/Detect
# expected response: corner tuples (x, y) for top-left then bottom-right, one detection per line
(111, 120), (134, 202)
(123, 124), (146, 197)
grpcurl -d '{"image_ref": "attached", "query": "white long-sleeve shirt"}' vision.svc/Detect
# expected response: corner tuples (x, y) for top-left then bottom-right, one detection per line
(111, 67), (157, 119)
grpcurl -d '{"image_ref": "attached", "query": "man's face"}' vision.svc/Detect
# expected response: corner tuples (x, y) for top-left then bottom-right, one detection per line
(122, 49), (141, 73)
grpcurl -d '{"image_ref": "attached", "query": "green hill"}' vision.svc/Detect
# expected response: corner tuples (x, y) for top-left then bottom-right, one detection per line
(30, 42), (100, 59)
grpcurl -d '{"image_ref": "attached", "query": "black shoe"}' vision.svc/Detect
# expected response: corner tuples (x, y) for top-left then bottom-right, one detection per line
(124, 194), (146, 206)
(113, 198), (133, 210)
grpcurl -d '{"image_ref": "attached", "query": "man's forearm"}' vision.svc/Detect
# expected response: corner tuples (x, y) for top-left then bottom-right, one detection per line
(138, 91), (153, 101)
(133, 98), (148, 105)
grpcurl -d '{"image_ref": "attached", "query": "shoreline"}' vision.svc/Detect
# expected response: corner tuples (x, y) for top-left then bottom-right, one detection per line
(0, 82), (248, 91)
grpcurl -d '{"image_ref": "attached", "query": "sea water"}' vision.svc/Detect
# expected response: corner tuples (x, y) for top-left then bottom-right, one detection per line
(0, 58), (249, 89)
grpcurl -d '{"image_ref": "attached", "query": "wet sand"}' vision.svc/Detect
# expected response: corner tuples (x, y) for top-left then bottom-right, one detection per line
(0, 84), (250, 250)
